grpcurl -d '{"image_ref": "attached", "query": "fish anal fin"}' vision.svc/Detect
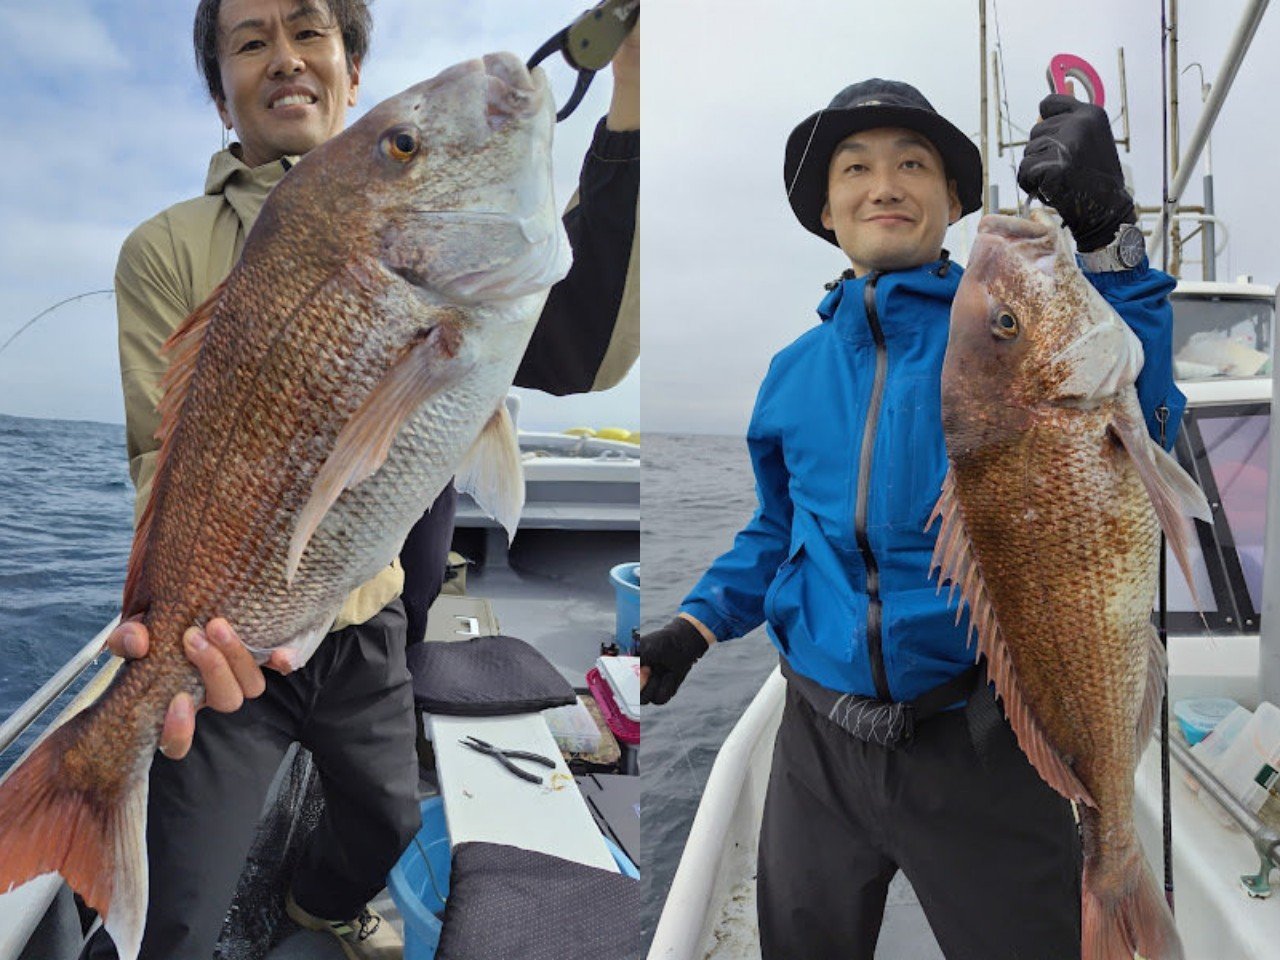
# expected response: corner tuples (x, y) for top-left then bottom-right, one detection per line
(1108, 399), (1212, 610)
(121, 281), (229, 617)
(929, 470), (1097, 808)
(456, 403), (525, 543)
(286, 323), (470, 583)
(0, 706), (150, 960)
(1136, 625), (1167, 754)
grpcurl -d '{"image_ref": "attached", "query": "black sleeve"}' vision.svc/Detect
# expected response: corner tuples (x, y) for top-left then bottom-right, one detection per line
(513, 118), (639, 396)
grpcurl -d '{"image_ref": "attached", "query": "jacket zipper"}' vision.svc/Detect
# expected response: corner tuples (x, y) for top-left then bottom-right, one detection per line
(856, 273), (892, 702)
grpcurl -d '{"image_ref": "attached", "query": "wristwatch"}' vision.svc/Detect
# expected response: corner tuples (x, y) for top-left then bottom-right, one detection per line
(1078, 222), (1145, 272)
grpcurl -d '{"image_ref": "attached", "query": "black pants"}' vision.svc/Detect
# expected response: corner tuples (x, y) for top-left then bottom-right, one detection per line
(399, 482), (457, 647)
(757, 681), (1082, 960)
(81, 599), (421, 960)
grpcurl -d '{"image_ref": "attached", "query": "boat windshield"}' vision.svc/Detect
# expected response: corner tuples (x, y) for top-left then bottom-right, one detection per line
(1170, 294), (1274, 381)
(1165, 402), (1269, 634)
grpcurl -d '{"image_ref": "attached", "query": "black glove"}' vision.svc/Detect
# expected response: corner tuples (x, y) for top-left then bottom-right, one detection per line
(640, 617), (709, 705)
(1017, 94), (1136, 252)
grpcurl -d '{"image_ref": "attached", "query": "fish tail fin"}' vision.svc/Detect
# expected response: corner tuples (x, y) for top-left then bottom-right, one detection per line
(0, 705), (151, 960)
(1082, 850), (1184, 960)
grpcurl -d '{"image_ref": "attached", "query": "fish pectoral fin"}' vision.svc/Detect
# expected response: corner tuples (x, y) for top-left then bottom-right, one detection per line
(286, 328), (470, 584)
(1048, 314), (1145, 405)
(928, 471), (1097, 808)
(456, 403), (525, 543)
(250, 621), (332, 674)
(1108, 402), (1213, 610)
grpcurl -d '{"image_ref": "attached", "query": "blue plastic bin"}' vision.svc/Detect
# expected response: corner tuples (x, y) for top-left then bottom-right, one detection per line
(388, 797), (452, 960)
(389, 797), (639, 960)
(610, 562), (640, 653)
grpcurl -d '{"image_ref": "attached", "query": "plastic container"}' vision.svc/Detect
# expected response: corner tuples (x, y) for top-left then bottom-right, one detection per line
(609, 562), (640, 653)
(1212, 701), (1280, 830)
(1174, 697), (1242, 745)
(389, 797), (452, 960)
(389, 797), (638, 960)
(543, 697), (604, 755)
(587, 666), (640, 745)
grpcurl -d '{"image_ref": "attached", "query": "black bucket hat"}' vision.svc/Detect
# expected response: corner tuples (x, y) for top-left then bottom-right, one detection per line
(784, 78), (983, 246)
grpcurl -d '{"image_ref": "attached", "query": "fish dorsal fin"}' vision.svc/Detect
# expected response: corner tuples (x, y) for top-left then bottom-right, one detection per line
(928, 472), (1097, 808)
(1107, 398), (1212, 609)
(456, 403), (525, 543)
(286, 324), (469, 584)
(121, 281), (228, 618)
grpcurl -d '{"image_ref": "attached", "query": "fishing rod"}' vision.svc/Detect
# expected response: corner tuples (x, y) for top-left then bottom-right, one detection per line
(0, 290), (114, 358)
(1159, 0), (1175, 915)
(528, 0), (639, 122)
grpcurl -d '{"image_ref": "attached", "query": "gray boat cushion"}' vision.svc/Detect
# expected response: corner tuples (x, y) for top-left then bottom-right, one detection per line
(435, 842), (640, 960)
(407, 634), (576, 716)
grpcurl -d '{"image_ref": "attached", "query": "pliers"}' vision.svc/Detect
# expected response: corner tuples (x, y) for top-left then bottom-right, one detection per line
(527, 0), (640, 121)
(459, 736), (557, 784)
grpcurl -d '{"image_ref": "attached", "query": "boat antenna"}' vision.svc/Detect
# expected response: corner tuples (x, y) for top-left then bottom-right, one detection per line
(1158, 0), (1176, 916)
(0, 289), (114, 357)
(989, 0), (1027, 213)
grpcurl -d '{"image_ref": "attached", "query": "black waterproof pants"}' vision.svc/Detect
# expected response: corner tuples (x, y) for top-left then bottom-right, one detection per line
(81, 599), (420, 960)
(757, 681), (1082, 960)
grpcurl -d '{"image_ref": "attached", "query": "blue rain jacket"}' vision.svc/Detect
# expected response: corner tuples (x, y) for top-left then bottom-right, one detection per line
(681, 254), (1183, 701)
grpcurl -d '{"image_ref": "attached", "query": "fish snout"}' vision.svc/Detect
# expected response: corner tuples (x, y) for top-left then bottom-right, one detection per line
(976, 213), (1054, 241)
(483, 52), (543, 125)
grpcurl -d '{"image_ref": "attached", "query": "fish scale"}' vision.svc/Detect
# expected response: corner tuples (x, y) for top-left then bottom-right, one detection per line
(0, 53), (570, 960)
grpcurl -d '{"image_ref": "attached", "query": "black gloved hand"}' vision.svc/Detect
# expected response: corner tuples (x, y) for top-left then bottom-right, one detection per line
(640, 617), (709, 705)
(1017, 94), (1136, 252)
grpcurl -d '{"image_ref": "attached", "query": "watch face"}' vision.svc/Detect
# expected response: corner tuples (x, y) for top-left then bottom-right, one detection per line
(1118, 225), (1145, 268)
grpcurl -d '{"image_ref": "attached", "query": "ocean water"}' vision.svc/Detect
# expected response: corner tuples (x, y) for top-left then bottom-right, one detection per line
(640, 432), (779, 946)
(0, 413), (135, 770)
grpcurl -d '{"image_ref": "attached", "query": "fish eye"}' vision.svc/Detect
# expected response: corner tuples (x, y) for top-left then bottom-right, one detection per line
(383, 128), (420, 162)
(991, 311), (1019, 340)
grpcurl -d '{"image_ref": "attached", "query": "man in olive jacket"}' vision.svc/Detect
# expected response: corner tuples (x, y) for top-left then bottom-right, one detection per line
(84, 1), (638, 958)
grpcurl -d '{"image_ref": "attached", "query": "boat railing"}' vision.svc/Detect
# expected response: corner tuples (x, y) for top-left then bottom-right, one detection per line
(0, 617), (118, 759)
(1168, 733), (1280, 897)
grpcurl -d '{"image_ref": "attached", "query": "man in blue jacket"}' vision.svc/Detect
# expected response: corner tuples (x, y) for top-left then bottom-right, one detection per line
(640, 79), (1182, 959)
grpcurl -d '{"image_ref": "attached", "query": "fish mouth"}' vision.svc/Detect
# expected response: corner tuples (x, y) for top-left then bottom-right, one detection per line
(968, 213), (1060, 283)
(412, 209), (555, 245)
(482, 52), (544, 121)
(976, 213), (1054, 241)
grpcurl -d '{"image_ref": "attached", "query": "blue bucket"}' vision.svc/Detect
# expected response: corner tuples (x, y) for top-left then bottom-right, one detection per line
(388, 798), (639, 960)
(388, 797), (452, 960)
(609, 563), (640, 653)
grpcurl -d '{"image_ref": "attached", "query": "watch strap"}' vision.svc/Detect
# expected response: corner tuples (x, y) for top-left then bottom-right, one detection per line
(1078, 223), (1144, 272)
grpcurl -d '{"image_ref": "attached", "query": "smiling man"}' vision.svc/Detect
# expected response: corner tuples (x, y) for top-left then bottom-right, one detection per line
(83, 1), (638, 958)
(640, 80), (1181, 958)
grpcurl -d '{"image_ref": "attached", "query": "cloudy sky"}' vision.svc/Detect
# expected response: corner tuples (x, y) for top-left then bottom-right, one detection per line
(0, 0), (635, 431)
(644, 0), (1280, 435)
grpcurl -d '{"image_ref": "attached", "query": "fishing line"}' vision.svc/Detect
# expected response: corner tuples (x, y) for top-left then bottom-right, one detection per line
(0, 289), (114, 357)
(785, 109), (826, 203)
(989, 0), (1026, 214)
